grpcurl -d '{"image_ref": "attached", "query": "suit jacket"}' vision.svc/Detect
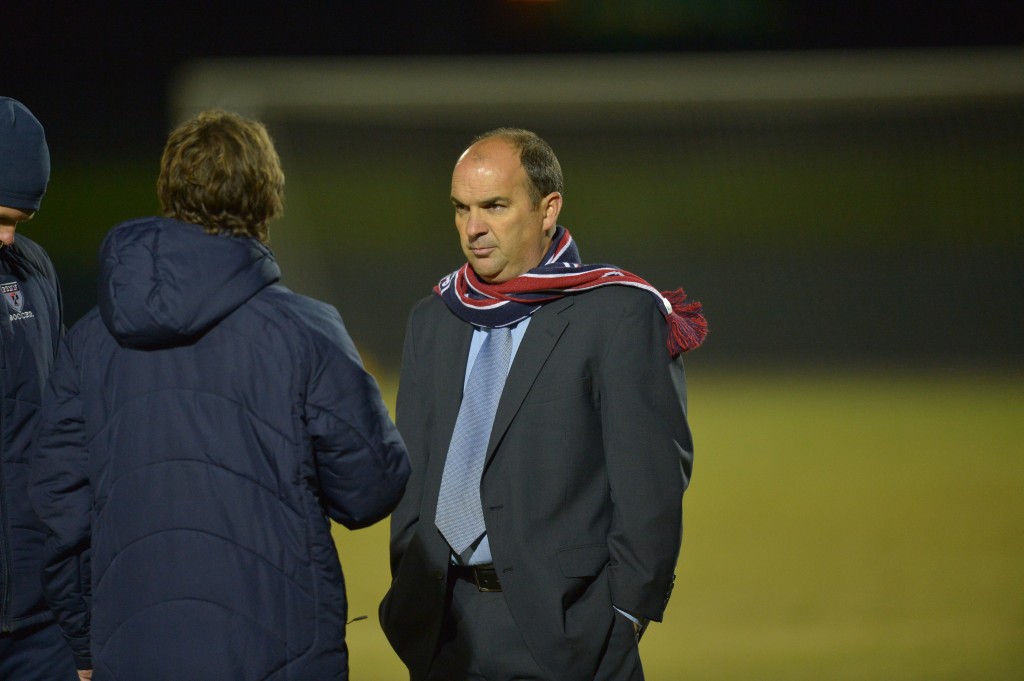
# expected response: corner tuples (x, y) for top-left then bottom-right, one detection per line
(380, 285), (693, 681)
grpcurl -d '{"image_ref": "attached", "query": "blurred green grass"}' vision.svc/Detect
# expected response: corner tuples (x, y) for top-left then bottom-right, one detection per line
(335, 368), (1024, 680)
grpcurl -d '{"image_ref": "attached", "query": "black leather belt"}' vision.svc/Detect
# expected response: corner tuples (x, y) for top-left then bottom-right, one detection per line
(453, 564), (502, 592)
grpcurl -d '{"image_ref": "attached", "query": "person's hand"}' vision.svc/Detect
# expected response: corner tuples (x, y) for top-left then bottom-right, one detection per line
(77, 670), (93, 681)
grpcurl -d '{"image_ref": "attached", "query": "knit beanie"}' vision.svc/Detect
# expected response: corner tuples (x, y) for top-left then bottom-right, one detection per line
(0, 97), (51, 212)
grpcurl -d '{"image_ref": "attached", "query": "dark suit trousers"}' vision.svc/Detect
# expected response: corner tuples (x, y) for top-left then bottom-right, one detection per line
(426, 571), (644, 681)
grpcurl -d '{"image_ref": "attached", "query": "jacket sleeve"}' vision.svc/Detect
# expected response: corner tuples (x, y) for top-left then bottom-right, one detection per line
(29, 336), (92, 669)
(600, 294), (693, 623)
(303, 306), (410, 530)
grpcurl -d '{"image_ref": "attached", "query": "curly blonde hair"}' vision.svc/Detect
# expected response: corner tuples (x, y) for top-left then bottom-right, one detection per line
(157, 110), (284, 243)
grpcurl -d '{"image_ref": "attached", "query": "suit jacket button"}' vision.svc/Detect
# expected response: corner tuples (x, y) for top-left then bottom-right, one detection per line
(433, 570), (445, 582)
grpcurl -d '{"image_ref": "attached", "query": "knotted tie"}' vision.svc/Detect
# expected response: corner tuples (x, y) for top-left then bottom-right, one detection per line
(435, 326), (514, 555)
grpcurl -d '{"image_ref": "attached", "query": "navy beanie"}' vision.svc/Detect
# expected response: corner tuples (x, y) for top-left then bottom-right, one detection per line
(0, 97), (51, 212)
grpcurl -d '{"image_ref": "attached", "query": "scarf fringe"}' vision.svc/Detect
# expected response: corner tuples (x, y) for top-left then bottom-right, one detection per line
(662, 288), (708, 357)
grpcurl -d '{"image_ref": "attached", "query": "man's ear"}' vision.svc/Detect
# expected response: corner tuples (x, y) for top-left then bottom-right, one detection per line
(541, 192), (562, 231)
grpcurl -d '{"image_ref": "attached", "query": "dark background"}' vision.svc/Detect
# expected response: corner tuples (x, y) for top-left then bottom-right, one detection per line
(4, 1), (1023, 368)
(8, 1), (1022, 163)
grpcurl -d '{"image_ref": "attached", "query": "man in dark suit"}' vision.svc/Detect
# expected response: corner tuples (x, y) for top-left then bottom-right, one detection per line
(380, 128), (703, 681)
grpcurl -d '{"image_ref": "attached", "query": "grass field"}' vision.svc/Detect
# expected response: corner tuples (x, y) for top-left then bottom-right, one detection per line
(333, 367), (1024, 680)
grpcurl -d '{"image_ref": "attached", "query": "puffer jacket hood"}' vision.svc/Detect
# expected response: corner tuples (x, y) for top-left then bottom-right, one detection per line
(98, 217), (280, 348)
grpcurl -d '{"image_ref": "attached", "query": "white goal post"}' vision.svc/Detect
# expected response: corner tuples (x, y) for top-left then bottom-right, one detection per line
(171, 48), (1024, 124)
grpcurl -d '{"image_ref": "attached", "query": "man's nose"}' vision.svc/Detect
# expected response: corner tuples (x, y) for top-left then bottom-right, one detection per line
(465, 210), (487, 238)
(0, 226), (16, 246)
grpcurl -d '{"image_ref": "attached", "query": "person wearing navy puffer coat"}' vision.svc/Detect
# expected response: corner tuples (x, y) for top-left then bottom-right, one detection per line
(29, 110), (410, 681)
(0, 97), (78, 681)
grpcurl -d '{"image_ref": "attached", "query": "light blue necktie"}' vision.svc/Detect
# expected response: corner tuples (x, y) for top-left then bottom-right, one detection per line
(435, 326), (514, 555)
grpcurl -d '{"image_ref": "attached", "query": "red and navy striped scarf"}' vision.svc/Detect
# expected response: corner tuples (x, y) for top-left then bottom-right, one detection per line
(434, 226), (707, 357)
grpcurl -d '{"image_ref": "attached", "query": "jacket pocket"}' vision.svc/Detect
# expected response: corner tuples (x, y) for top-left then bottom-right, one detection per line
(557, 544), (610, 578)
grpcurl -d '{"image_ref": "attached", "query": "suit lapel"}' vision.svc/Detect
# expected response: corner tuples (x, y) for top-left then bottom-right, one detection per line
(435, 307), (473, 438)
(485, 297), (573, 465)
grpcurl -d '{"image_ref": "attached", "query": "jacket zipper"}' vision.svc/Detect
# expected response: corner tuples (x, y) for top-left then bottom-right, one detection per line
(0, 263), (9, 632)
(0, 395), (10, 632)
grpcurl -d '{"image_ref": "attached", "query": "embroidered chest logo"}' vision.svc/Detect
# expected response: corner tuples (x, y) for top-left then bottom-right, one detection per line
(3, 282), (24, 312)
(1, 282), (34, 321)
